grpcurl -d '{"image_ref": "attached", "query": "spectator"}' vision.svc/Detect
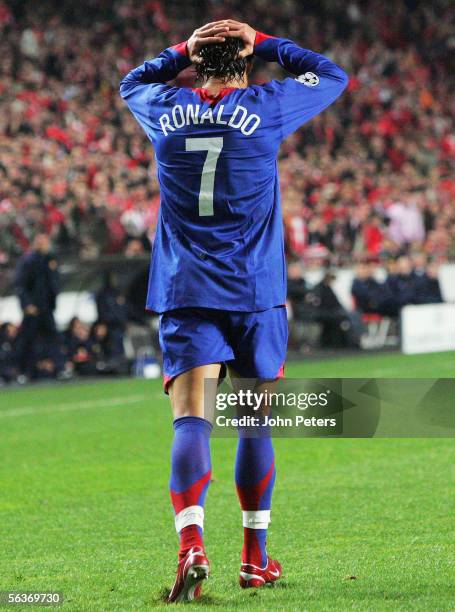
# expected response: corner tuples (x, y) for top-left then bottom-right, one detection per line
(286, 261), (309, 321)
(89, 321), (128, 376)
(0, 322), (20, 383)
(308, 272), (362, 347)
(63, 316), (92, 376)
(95, 272), (128, 356)
(126, 271), (151, 325)
(413, 261), (443, 304)
(14, 233), (62, 377)
(363, 215), (385, 256)
(352, 262), (399, 317)
(387, 196), (425, 247)
(30, 338), (63, 380)
(387, 256), (418, 307)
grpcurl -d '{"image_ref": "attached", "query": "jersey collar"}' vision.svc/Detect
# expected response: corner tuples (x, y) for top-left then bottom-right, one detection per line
(191, 87), (237, 104)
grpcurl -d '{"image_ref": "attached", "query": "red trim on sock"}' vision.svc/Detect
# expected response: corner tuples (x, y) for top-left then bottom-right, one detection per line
(236, 461), (275, 509)
(170, 470), (212, 513)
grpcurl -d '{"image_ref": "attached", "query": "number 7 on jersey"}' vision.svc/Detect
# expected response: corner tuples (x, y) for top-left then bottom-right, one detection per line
(186, 137), (223, 217)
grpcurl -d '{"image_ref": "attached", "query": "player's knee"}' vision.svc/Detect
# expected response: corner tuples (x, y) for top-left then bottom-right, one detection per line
(169, 387), (206, 419)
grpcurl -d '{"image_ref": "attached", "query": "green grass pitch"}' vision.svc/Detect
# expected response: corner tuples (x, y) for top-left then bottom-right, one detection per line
(1, 351), (455, 610)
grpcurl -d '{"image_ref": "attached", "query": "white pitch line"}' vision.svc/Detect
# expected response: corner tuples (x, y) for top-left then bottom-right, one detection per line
(0, 394), (150, 418)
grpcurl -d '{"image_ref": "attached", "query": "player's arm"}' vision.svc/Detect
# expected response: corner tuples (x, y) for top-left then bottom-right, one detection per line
(119, 22), (229, 112)
(119, 46), (191, 99)
(256, 33), (348, 138)
(226, 20), (349, 139)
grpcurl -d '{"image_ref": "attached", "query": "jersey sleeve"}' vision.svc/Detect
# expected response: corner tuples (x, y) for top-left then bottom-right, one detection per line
(119, 42), (191, 126)
(254, 33), (349, 139)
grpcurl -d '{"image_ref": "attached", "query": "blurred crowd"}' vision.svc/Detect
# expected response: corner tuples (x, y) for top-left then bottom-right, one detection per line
(0, 0), (454, 270)
(0, 316), (128, 384)
(0, 231), (446, 383)
(0, 233), (137, 384)
(286, 251), (443, 351)
(351, 253), (442, 317)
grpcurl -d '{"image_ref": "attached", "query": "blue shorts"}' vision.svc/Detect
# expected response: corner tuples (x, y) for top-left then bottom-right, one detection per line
(159, 307), (288, 393)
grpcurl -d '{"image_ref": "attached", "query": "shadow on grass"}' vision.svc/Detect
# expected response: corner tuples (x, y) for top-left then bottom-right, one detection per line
(149, 579), (294, 606)
(150, 586), (225, 607)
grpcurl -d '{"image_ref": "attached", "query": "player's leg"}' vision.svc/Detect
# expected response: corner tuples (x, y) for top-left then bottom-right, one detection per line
(169, 363), (221, 419)
(227, 306), (288, 588)
(168, 364), (221, 560)
(230, 374), (282, 587)
(166, 365), (221, 603)
(160, 308), (233, 602)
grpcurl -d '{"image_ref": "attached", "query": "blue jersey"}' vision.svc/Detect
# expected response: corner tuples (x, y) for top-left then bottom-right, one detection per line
(120, 33), (348, 313)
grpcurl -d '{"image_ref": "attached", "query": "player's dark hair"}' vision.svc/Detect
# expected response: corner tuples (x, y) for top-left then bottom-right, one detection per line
(195, 37), (252, 84)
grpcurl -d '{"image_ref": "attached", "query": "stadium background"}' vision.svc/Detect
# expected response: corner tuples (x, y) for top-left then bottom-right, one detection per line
(0, 0), (454, 382)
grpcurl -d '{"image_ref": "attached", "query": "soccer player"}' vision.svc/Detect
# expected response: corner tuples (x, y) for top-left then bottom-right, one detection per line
(120, 20), (347, 603)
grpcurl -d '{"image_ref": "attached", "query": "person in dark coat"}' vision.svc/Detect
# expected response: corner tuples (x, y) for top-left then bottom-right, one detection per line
(126, 265), (150, 324)
(286, 261), (310, 321)
(88, 321), (129, 375)
(352, 262), (399, 317)
(310, 272), (362, 347)
(352, 263), (383, 313)
(14, 233), (62, 376)
(389, 256), (418, 307)
(63, 317), (93, 376)
(0, 322), (20, 383)
(95, 272), (128, 357)
(412, 259), (443, 304)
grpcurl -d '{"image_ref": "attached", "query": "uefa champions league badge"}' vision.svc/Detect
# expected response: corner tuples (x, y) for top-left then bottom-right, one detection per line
(296, 72), (320, 86)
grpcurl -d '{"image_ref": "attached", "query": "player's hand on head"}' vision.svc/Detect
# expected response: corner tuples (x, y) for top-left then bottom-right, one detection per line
(187, 21), (230, 64)
(223, 20), (256, 58)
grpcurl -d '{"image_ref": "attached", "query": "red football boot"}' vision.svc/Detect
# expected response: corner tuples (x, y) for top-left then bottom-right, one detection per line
(239, 556), (282, 588)
(167, 546), (210, 603)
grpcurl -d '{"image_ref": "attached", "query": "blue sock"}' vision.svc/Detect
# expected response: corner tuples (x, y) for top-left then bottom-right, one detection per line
(235, 428), (276, 567)
(170, 416), (212, 559)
